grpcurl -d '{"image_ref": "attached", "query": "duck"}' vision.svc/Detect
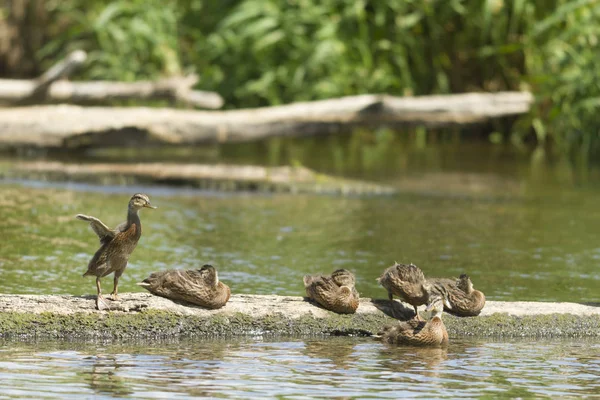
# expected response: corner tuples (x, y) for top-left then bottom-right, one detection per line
(376, 294), (449, 347)
(377, 262), (431, 320)
(427, 273), (485, 316)
(303, 268), (359, 314)
(77, 193), (156, 310)
(138, 264), (231, 309)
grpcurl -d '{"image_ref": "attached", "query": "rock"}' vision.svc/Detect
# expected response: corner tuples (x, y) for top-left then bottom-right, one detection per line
(0, 293), (598, 339)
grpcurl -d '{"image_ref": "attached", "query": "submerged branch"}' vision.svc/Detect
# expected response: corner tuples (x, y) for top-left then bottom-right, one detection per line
(3, 161), (398, 195)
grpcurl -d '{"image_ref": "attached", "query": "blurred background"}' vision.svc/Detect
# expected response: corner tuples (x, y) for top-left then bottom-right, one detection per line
(0, 0), (599, 302)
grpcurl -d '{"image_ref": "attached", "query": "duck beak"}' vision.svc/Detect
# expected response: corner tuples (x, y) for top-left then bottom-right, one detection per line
(144, 203), (157, 209)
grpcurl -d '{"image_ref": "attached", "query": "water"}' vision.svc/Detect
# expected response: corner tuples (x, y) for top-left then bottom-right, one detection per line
(2, 139), (600, 398)
(1, 338), (599, 398)
(1, 174), (600, 301)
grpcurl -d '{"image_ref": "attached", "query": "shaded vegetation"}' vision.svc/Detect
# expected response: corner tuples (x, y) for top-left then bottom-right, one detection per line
(0, 0), (598, 155)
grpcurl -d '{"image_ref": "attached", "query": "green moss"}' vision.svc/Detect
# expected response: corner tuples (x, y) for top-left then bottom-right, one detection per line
(1, 310), (599, 339)
(445, 313), (600, 338)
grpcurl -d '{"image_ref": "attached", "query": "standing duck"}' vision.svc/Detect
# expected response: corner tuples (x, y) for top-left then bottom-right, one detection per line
(303, 268), (359, 314)
(138, 265), (231, 309)
(376, 294), (449, 347)
(77, 193), (156, 310)
(377, 262), (431, 320)
(428, 274), (485, 316)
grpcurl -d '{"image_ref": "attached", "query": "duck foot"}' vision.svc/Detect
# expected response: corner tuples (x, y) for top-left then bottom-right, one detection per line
(96, 295), (111, 311)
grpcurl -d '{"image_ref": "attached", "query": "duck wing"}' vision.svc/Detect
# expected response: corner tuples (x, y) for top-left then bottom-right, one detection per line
(76, 214), (117, 245)
(308, 276), (338, 297)
(396, 263), (426, 283)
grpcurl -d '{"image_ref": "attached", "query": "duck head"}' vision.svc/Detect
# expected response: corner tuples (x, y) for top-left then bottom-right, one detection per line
(129, 193), (157, 211)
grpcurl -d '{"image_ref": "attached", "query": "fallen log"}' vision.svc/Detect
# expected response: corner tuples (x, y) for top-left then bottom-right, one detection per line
(0, 50), (223, 109)
(0, 92), (532, 148)
(0, 75), (224, 109)
(22, 50), (87, 104)
(2, 161), (398, 195)
(0, 293), (598, 339)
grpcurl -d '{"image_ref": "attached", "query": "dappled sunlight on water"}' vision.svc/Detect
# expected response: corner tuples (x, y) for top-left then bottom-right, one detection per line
(0, 338), (599, 398)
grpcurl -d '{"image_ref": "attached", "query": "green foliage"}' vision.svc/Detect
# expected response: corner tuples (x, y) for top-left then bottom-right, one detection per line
(33, 0), (600, 155)
(194, 0), (531, 107)
(525, 0), (600, 157)
(42, 0), (181, 80)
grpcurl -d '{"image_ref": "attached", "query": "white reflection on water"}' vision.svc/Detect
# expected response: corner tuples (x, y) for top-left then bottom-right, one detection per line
(0, 338), (599, 399)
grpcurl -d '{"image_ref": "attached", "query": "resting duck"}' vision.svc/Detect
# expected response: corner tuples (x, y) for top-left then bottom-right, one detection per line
(377, 262), (431, 320)
(427, 273), (485, 316)
(303, 268), (359, 314)
(138, 264), (231, 309)
(377, 294), (449, 347)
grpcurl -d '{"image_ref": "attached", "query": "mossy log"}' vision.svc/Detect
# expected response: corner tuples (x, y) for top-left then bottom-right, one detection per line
(2, 161), (397, 195)
(0, 92), (532, 148)
(0, 293), (598, 339)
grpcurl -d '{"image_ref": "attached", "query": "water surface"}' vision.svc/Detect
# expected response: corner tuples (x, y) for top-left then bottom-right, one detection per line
(0, 176), (599, 301)
(1, 338), (599, 398)
(2, 138), (600, 398)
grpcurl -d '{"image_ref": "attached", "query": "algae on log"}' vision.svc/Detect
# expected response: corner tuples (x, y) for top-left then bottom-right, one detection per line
(0, 293), (599, 339)
(3, 161), (398, 195)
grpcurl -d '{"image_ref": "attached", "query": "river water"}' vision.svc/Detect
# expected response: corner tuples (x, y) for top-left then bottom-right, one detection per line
(1, 139), (600, 397)
(1, 338), (599, 398)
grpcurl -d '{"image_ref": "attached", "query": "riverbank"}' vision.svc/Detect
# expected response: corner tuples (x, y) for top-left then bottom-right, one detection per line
(1, 293), (598, 339)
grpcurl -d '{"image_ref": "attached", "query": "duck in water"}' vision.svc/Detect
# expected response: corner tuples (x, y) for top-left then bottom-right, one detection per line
(77, 193), (156, 310)
(376, 294), (449, 347)
(138, 264), (231, 309)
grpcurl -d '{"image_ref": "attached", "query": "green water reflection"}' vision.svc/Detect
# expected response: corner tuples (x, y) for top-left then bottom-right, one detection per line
(2, 135), (600, 301)
(1, 172), (599, 301)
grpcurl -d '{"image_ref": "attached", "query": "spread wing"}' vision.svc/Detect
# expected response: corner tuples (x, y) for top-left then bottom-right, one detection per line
(76, 214), (117, 245)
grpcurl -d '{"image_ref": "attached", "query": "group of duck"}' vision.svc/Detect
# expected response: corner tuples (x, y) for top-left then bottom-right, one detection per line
(77, 193), (485, 347)
(304, 263), (485, 346)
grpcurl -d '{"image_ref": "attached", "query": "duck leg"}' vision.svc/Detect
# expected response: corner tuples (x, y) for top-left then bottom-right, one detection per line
(95, 277), (110, 310)
(388, 292), (400, 319)
(110, 273), (121, 301)
(413, 305), (423, 321)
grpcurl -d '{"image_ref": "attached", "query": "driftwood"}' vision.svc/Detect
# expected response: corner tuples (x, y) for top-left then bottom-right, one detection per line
(0, 50), (223, 109)
(0, 91), (532, 148)
(0, 293), (599, 338)
(3, 161), (397, 195)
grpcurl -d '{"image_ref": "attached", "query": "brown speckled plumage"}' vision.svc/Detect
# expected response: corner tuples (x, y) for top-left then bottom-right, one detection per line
(377, 262), (431, 320)
(303, 268), (359, 314)
(427, 274), (485, 316)
(377, 295), (449, 347)
(138, 265), (231, 309)
(77, 193), (156, 309)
